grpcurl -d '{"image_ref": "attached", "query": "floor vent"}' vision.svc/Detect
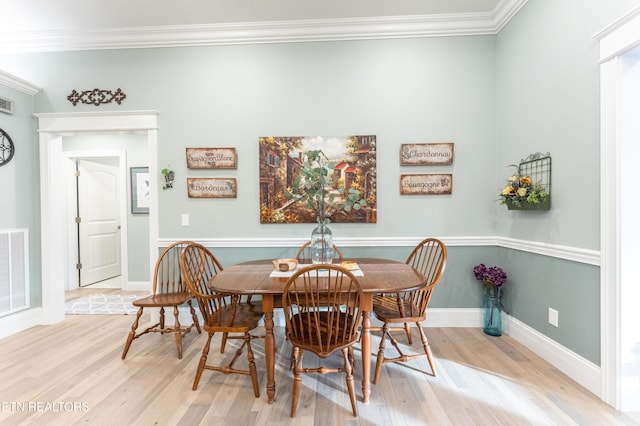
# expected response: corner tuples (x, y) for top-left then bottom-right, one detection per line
(0, 229), (30, 317)
(0, 97), (14, 115)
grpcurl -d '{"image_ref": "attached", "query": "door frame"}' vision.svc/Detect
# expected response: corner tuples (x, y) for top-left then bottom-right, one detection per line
(36, 111), (158, 324)
(596, 7), (640, 410)
(63, 151), (128, 290)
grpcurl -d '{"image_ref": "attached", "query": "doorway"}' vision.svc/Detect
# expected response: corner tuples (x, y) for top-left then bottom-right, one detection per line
(36, 111), (159, 325)
(74, 157), (123, 287)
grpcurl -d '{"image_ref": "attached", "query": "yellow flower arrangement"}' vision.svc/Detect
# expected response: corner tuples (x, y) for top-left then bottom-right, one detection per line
(499, 173), (548, 207)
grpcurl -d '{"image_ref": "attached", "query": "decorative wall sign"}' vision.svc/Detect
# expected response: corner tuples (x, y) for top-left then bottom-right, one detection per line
(400, 143), (454, 166)
(0, 128), (15, 166)
(400, 174), (452, 195)
(67, 88), (127, 106)
(258, 135), (377, 224)
(130, 167), (150, 214)
(187, 178), (237, 198)
(186, 147), (237, 169)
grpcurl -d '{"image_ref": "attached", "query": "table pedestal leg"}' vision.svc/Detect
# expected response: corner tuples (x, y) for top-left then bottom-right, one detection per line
(264, 309), (276, 403)
(361, 310), (371, 403)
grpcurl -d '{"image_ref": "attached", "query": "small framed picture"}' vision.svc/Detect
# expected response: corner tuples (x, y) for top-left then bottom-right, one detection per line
(130, 167), (150, 214)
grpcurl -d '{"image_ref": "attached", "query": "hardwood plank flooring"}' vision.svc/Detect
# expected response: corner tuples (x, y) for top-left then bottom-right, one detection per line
(0, 312), (638, 425)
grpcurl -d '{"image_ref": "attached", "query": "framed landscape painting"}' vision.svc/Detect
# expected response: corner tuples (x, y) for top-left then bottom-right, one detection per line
(258, 135), (377, 224)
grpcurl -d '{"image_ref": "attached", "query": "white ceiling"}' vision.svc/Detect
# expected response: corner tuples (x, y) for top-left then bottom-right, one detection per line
(1, 0), (527, 53)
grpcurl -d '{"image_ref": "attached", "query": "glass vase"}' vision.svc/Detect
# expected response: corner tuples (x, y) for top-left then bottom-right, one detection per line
(310, 222), (334, 264)
(483, 287), (502, 336)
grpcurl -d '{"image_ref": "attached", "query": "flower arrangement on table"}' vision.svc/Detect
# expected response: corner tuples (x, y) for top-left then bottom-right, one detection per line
(499, 171), (549, 208)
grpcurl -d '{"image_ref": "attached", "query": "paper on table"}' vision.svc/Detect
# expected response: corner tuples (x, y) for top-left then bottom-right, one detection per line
(269, 264), (364, 278)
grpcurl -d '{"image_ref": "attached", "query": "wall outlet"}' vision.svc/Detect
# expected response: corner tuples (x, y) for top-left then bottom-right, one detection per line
(548, 307), (559, 327)
(181, 214), (189, 226)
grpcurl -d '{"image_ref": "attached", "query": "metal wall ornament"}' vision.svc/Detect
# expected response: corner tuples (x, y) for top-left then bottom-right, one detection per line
(67, 88), (127, 106)
(0, 128), (15, 166)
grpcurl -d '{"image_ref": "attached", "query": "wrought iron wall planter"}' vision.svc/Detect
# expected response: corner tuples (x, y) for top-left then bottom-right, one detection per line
(502, 152), (552, 211)
(505, 197), (551, 211)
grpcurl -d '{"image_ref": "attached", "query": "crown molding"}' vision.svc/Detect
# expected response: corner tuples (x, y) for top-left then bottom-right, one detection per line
(0, 69), (41, 95)
(0, 0), (528, 53)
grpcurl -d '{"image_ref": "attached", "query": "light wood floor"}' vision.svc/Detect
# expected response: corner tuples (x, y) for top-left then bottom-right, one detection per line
(0, 310), (638, 425)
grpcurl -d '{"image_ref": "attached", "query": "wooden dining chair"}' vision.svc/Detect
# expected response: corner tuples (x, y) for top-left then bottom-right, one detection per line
(122, 240), (201, 360)
(283, 264), (364, 417)
(372, 237), (447, 384)
(295, 241), (344, 264)
(179, 243), (264, 396)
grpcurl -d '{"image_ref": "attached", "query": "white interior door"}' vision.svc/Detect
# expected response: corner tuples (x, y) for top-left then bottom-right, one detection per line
(77, 158), (122, 286)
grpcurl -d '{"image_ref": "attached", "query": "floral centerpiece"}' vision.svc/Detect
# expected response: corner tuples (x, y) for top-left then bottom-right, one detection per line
(499, 170), (549, 209)
(473, 263), (507, 336)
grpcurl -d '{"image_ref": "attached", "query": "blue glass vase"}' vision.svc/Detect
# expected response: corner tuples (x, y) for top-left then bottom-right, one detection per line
(483, 287), (502, 336)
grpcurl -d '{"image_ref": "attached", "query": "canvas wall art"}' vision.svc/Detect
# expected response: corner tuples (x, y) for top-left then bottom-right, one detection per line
(259, 135), (377, 224)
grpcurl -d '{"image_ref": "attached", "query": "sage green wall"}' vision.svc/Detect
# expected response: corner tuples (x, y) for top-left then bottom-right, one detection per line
(0, 82), (41, 307)
(495, 0), (638, 365)
(1, 36), (497, 240)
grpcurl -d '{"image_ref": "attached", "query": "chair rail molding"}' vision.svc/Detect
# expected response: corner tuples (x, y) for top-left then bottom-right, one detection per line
(158, 235), (599, 266)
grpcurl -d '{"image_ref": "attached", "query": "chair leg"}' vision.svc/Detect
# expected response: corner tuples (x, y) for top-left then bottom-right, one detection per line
(404, 322), (412, 344)
(373, 323), (388, 384)
(188, 300), (202, 334)
(343, 348), (357, 417)
(121, 306), (144, 359)
(289, 346), (299, 371)
(246, 334), (260, 398)
(173, 305), (183, 359)
(220, 332), (229, 353)
(348, 346), (356, 371)
(290, 349), (304, 417)
(193, 333), (213, 390)
(159, 307), (165, 332)
(417, 322), (436, 377)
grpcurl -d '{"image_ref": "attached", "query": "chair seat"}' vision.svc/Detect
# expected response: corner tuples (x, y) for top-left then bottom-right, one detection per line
(132, 292), (192, 307)
(373, 294), (425, 323)
(204, 302), (264, 333)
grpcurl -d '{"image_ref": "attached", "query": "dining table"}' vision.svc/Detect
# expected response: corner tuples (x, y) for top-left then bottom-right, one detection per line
(207, 257), (427, 404)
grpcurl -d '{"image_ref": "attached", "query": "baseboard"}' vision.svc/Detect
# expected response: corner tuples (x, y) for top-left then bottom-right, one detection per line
(125, 281), (151, 292)
(506, 316), (601, 397)
(0, 308), (42, 339)
(424, 308), (483, 327)
(424, 308), (601, 398)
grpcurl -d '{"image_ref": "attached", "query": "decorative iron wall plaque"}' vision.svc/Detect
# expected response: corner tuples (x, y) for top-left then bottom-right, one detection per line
(400, 174), (452, 195)
(187, 178), (237, 198)
(400, 143), (454, 165)
(67, 88), (127, 106)
(186, 147), (237, 169)
(258, 135), (377, 224)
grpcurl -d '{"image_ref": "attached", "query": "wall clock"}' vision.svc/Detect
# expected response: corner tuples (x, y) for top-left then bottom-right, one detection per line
(0, 128), (15, 166)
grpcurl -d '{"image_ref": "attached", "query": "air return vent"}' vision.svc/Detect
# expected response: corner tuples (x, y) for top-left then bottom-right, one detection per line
(0, 97), (14, 115)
